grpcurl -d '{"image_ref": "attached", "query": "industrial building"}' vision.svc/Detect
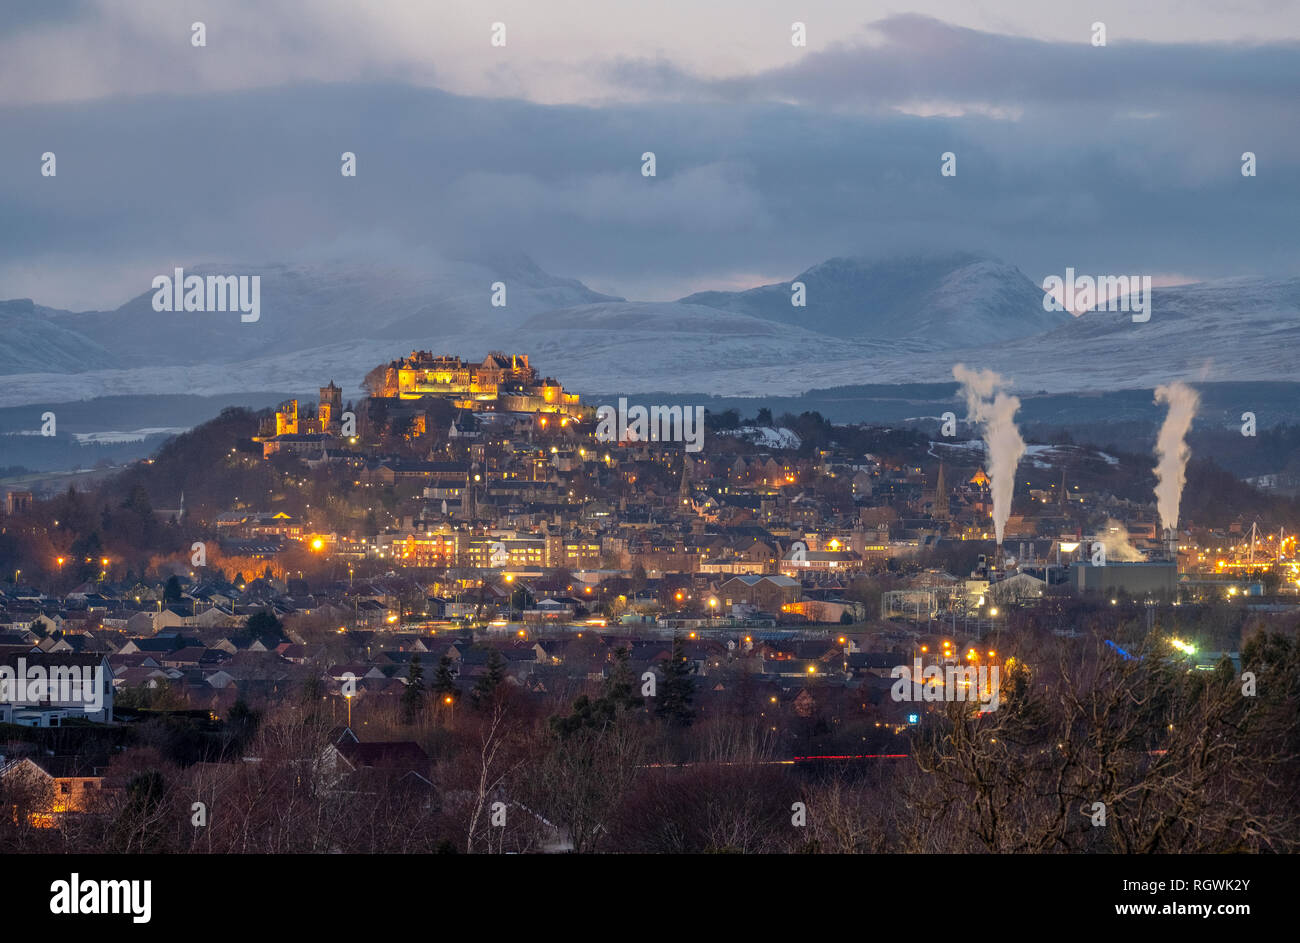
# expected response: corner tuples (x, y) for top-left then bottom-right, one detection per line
(1070, 561), (1178, 597)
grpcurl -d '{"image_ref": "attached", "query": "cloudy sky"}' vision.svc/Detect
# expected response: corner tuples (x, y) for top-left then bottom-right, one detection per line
(1, 0), (1297, 308)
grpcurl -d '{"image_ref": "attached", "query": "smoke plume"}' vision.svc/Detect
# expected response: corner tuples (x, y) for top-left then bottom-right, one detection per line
(953, 365), (1026, 545)
(1101, 518), (1145, 562)
(1153, 381), (1199, 534)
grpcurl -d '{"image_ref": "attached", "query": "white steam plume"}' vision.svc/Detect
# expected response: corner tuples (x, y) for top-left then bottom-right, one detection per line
(1153, 381), (1199, 534)
(953, 365), (1026, 545)
(1101, 518), (1145, 562)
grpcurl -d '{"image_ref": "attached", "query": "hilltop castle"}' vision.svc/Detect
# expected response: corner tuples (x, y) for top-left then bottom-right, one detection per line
(253, 352), (582, 458)
(255, 381), (344, 457)
(374, 351), (578, 414)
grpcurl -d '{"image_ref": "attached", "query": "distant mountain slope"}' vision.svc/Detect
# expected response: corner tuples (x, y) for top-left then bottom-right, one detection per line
(678, 253), (1067, 347)
(19, 254), (622, 376)
(747, 275), (1300, 394)
(2, 255), (1297, 407)
(0, 299), (113, 373)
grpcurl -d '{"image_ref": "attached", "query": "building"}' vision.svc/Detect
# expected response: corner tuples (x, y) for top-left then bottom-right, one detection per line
(5, 490), (34, 515)
(255, 381), (349, 457)
(1070, 561), (1177, 597)
(374, 351), (580, 414)
(0, 652), (115, 725)
(0, 756), (107, 827)
(717, 575), (802, 612)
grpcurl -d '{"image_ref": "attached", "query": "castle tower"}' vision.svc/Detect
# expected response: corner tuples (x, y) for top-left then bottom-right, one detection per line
(319, 381), (343, 435)
(275, 399), (299, 436)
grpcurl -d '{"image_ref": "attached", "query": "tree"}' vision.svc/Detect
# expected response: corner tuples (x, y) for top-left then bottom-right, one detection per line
(164, 575), (183, 604)
(656, 635), (696, 727)
(122, 485), (152, 517)
(473, 649), (507, 703)
(246, 608), (284, 640)
(300, 674), (324, 713)
(227, 698), (261, 743)
(551, 646), (644, 738)
(630, 563), (647, 594)
(605, 646), (643, 713)
(402, 655), (426, 723)
(433, 656), (458, 700)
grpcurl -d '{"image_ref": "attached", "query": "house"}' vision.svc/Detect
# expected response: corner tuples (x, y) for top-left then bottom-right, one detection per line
(125, 608), (188, 636)
(717, 574), (801, 612)
(0, 651), (114, 725)
(0, 755), (108, 827)
(320, 733), (433, 794)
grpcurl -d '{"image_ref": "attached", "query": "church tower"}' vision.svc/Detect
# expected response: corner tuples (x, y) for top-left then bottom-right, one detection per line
(319, 381), (343, 435)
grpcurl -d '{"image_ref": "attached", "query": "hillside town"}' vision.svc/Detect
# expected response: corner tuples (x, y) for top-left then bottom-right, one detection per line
(1, 352), (1298, 852)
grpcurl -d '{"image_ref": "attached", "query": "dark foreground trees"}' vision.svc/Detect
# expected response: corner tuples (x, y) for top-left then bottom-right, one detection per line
(5, 629), (1297, 853)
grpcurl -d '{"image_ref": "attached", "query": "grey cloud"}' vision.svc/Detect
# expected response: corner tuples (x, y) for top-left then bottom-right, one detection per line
(0, 72), (1295, 309)
(608, 15), (1300, 113)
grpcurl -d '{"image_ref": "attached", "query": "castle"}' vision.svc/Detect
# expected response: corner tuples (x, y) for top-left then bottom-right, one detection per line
(374, 351), (579, 414)
(256, 381), (344, 457)
(253, 352), (582, 459)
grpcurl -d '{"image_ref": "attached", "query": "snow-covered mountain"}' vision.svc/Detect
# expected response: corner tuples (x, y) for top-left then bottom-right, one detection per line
(0, 255), (1296, 408)
(783, 275), (1300, 393)
(19, 254), (622, 376)
(679, 253), (1067, 347)
(0, 299), (114, 373)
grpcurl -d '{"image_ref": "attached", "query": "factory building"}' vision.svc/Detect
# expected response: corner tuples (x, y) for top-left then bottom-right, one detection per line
(1070, 561), (1177, 597)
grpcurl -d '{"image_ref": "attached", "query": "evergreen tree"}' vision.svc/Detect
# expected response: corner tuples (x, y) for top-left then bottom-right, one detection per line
(630, 563), (648, 594)
(656, 635), (696, 727)
(122, 485), (152, 516)
(473, 649), (507, 703)
(164, 575), (183, 604)
(606, 646), (643, 712)
(402, 655), (426, 723)
(432, 655), (458, 700)
(551, 647), (644, 738)
(226, 698), (261, 745)
(246, 608), (284, 640)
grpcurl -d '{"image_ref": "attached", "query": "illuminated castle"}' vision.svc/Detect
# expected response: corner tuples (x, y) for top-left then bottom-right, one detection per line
(374, 351), (579, 414)
(256, 381), (345, 456)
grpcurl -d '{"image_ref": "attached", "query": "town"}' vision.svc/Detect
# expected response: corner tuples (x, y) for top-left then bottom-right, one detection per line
(1, 350), (1297, 853)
